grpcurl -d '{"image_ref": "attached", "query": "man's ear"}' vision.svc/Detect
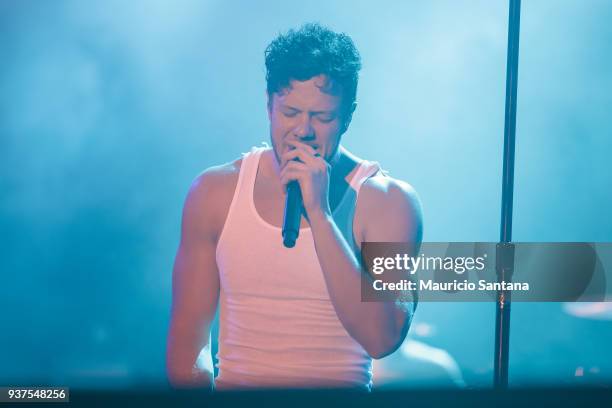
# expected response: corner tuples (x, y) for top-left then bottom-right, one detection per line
(341, 102), (357, 134)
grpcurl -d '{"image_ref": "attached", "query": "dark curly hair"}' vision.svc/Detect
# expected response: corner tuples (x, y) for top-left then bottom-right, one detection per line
(265, 23), (362, 114)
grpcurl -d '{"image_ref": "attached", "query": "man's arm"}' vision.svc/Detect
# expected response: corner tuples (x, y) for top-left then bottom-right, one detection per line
(308, 176), (423, 359)
(166, 167), (231, 388)
(279, 143), (422, 358)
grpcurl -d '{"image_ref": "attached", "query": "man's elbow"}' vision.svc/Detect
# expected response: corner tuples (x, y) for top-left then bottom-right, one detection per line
(365, 334), (405, 360)
(364, 311), (413, 359)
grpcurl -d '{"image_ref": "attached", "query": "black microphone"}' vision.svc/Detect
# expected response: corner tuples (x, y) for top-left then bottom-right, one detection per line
(282, 180), (302, 248)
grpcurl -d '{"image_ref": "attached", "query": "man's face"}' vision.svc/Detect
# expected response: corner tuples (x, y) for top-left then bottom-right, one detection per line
(267, 74), (350, 166)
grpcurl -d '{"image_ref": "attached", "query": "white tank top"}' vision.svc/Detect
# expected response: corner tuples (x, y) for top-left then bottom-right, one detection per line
(214, 146), (382, 390)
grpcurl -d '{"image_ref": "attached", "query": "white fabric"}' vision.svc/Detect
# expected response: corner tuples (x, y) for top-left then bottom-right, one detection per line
(214, 147), (381, 390)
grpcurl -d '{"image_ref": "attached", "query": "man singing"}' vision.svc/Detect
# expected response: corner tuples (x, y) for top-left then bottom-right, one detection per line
(167, 23), (423, 390)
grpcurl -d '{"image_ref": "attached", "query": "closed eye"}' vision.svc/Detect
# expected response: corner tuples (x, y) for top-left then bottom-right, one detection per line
(281, 106), (300, 118)
(316, 115), (335, 123)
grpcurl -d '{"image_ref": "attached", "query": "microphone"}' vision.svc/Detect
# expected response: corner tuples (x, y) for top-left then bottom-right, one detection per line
(282, 180), (302, 248)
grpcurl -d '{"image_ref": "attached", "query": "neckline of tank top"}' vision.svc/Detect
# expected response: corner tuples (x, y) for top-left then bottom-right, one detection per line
(248, 149), (379, 232)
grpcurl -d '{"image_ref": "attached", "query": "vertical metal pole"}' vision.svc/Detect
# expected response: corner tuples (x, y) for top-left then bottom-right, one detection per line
(494, 0), (521, 389)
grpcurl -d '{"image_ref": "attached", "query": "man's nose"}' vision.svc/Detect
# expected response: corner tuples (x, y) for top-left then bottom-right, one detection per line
(293, 114), (315, 139)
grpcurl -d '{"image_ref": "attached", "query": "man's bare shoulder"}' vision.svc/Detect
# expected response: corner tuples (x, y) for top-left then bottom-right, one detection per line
(189, 157), (243, 197)
(360, 174), (420, 209)
(357, 174), (423, 241)
(182, 157), (243, 238)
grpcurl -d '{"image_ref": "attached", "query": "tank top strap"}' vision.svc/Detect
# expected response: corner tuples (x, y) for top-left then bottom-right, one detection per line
(348, 160), (383, 193)
(331, 160), (384, 256)
(236, 146), (266, 201)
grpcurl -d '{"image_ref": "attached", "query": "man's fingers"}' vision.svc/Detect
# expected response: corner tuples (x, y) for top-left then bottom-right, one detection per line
(281, 148), (318, 169)
(280, 167), (306, 192)
(286, 139), (317, 156)
(282, 159), (308, 172)
(280, 161), (308, 182)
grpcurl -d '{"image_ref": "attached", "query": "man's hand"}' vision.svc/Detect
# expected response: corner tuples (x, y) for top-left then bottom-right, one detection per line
(279, 139), (332, 219)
